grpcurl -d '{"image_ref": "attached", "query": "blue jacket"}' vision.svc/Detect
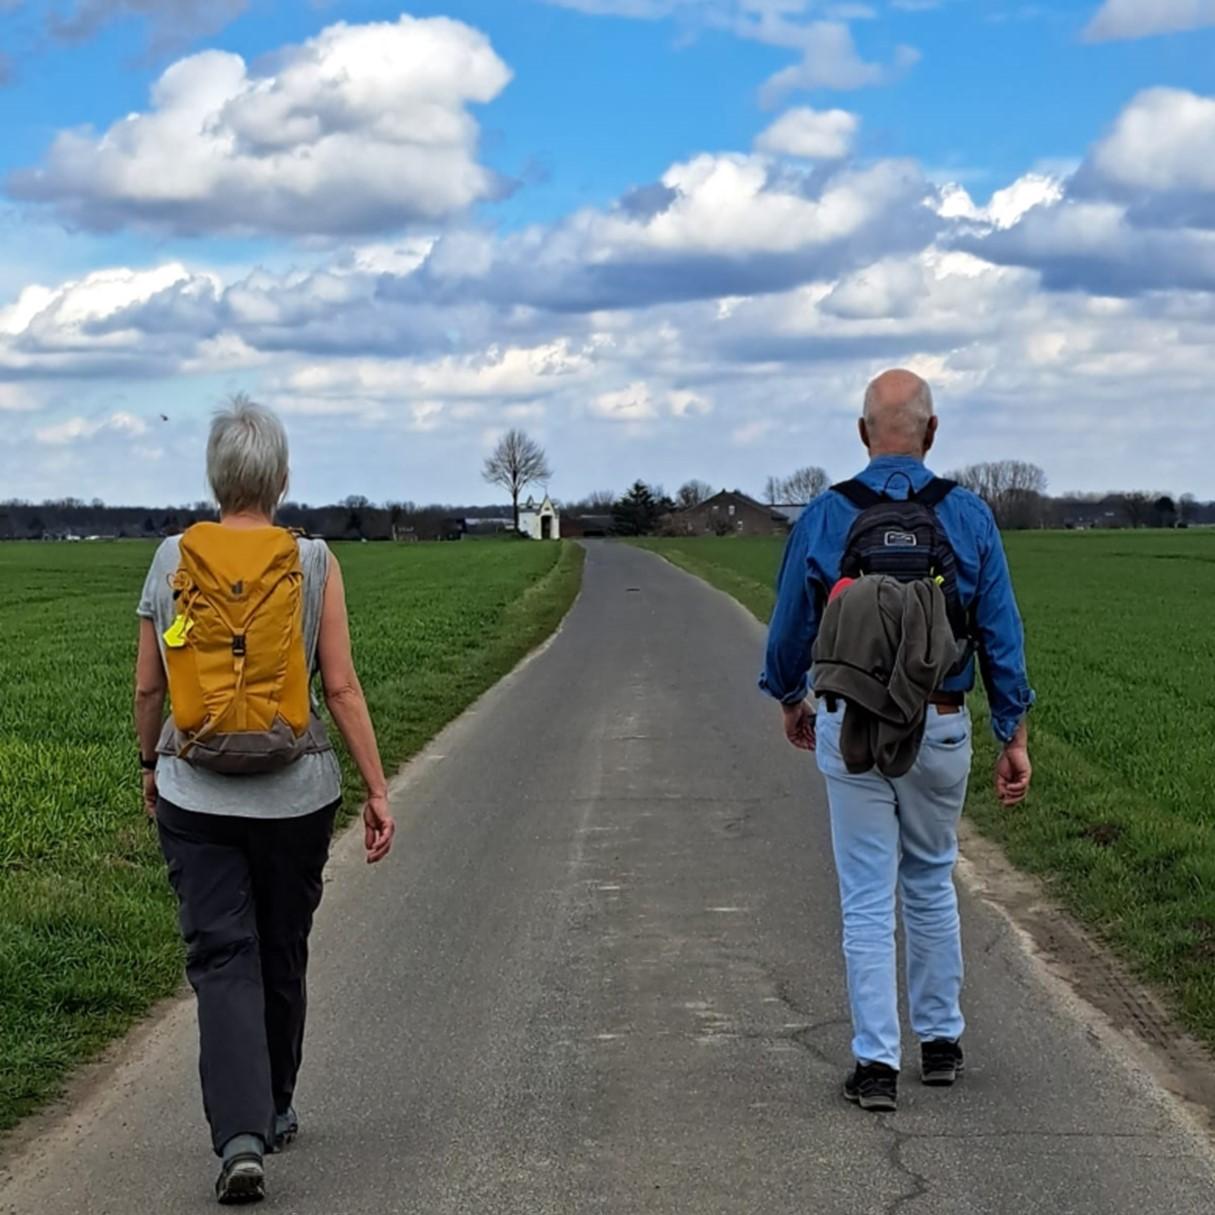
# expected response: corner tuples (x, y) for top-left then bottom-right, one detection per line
(760, 455), (1035, 742)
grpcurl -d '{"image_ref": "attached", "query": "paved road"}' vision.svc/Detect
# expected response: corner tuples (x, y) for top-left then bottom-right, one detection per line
(4, 541), (1214, 1213)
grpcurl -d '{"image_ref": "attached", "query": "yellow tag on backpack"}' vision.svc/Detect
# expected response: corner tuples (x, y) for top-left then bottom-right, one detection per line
(162, 523), (312, 774)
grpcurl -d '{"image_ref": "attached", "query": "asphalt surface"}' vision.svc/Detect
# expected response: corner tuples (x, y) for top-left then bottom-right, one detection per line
(4, 540), (1215, 1213)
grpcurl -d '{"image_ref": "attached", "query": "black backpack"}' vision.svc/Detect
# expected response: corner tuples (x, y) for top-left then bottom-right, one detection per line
(832, 476), (973, 668)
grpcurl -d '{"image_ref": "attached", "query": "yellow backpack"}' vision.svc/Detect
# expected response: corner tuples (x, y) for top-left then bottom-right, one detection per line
(162, 523), (319, 774)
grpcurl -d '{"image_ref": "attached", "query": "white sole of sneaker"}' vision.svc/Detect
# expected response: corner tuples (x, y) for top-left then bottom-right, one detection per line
(216, 1160), (265, 1206)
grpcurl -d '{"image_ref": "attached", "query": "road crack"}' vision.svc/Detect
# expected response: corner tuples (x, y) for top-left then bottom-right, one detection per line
(886, 1127), (932, 1215)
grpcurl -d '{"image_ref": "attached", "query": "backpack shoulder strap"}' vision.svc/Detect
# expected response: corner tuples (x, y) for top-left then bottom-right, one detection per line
(913, 478), (957, 509)
(832, 480), (885, 511)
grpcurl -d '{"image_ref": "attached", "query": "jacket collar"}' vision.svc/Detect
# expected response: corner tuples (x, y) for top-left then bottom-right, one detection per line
(859, 454), (933, 497)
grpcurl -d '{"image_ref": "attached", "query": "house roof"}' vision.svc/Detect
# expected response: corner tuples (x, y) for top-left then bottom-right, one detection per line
(677, 489), (790, 521)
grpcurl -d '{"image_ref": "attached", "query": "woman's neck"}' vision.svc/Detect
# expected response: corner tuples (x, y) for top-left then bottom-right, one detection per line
(220, 510), (274, 530)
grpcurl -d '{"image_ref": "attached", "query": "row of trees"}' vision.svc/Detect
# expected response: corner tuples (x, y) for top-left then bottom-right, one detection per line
(0, 497), (506, 542)
(4, 426), (1208, 541)
(946, 462), (1199, 531)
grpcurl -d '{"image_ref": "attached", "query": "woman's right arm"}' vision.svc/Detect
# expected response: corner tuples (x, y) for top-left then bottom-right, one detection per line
(316, 553), (395, 864)
(134, 618), (168, 816)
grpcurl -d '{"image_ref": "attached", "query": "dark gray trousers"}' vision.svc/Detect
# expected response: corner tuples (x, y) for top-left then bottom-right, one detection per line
(156, 797), (337, 1154)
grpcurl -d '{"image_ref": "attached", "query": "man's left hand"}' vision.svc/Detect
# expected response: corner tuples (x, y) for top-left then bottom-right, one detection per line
(995, 722), (1032, 807)
(782, 701), (817, 752)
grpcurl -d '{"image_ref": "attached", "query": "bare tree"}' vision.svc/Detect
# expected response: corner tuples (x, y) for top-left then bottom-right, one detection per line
(564, 490), (617, 515)
(781, 466), (830, 504)
(948, 461), (1048, 529)
(676, 479), (715, 510)
(764, 466), (830, 505)
(1112, 491), (1157, 529)
(482, 429), (552, 534)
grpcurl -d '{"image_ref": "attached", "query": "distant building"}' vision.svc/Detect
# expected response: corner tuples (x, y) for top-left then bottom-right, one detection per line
(561, 513), (614, 539)
(465, 517), (514, 537)
(519, 494), (561, 540)
(771, 503), (807, 527)
(672, 490), (793, 537)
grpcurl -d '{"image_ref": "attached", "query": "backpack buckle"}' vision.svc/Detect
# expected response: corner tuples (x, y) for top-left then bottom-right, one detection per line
(231, 634), (246, 657)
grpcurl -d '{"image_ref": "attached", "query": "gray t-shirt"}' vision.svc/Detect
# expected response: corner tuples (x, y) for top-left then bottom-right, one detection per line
(137, 534), (342, 819)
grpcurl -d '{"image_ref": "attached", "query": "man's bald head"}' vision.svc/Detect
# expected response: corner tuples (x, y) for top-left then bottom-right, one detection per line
(860, 369), (937, 458)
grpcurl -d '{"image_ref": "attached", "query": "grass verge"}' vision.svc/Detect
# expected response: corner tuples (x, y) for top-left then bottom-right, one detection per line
(0, 539), (584, 1134)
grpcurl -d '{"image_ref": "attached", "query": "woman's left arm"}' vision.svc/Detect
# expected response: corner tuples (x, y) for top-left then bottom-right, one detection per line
(135, 618), (168, 816)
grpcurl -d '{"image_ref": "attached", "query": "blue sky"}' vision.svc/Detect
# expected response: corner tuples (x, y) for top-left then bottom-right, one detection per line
(2, 0), (1215, 505)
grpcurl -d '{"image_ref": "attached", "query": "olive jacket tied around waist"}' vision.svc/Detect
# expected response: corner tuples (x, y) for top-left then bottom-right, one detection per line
(811, 575), (965, 778)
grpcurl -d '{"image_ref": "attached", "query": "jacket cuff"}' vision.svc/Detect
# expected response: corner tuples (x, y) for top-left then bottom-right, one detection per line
(992, 688), (1035, 744)
(758, 672), (810, 705)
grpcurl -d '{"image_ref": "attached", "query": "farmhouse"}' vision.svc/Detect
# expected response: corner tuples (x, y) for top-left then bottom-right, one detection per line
(673, 490), (794, 537)
(519, 494), (561, 540)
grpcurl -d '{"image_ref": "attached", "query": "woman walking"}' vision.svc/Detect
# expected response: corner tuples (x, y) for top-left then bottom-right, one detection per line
(134, 395), (395, 1204)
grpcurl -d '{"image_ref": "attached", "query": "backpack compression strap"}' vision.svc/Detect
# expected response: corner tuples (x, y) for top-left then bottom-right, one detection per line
(831, 480), (885, 510)
(913, 478), (957, 509)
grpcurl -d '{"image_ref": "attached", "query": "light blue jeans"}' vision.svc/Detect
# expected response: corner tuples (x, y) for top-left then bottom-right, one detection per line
(815, 701), (973, 1070)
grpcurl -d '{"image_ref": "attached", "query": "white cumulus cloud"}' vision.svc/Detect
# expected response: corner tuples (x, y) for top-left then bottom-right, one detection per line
(759, 24), (918, 103)
(755, 107), (859, 159)
(49, 0), (250, 52)
(272, 340), (597, 419)
(36, 411), (147, 444)
(1083, 88), (1215, 199)
(542, 2), (917, 99)
(938, 173), (1065, 230)
(8, 15), (512, 237)
(590, 382), (657, 422)
(669, 389), (712, 417)
(1084, 0), (1215, 41)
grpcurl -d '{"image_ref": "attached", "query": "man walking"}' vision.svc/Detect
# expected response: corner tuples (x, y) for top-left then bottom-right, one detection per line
(761, 369), (1034, 1112)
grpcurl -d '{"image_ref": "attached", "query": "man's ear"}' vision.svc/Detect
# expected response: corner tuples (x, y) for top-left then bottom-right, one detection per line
(923, 415), (939, 456)
(859, 418), (870, 451)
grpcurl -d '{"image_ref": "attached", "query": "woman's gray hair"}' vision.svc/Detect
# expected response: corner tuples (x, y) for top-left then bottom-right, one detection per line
(206, 394), (290, 517)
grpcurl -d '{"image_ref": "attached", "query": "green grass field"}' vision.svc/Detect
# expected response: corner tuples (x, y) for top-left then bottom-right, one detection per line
(633, 531), (1215, 1047)
(0, 538), (583, 1133)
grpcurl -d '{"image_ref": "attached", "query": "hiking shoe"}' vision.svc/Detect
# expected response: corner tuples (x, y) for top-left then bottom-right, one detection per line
(843, 1062), (899, 1112)
(270, 1107), (299, 1154)
(215, 1153), (265, 1205)
(921, 1039), (965, 1087)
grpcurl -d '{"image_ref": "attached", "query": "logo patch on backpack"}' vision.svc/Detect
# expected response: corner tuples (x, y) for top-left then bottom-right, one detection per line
(884, 531), (917, 547)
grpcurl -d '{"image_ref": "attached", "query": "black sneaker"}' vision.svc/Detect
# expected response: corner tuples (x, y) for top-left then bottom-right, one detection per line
(921, 1039), (964, 1086)
(843, 1062), (899, 1112)
(215, 1152), (265, 1205)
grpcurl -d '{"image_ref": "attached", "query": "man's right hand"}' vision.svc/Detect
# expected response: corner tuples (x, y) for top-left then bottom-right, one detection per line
(995, 723), (1032, 806)
(782, 701), (817, 752)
